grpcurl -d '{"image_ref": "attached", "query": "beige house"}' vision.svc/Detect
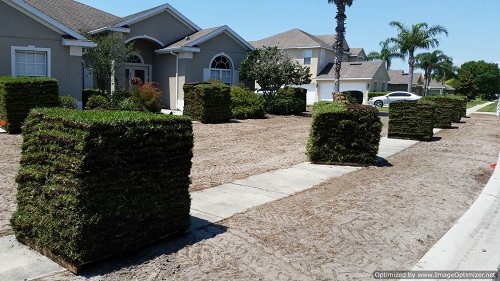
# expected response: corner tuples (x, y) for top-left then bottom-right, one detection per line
(250, 28), (369, 104)
(428, 78), (456, 95)
(0, 0), (253, 109)
(316, 61), (390, 103)
(387, 70), (424, 95)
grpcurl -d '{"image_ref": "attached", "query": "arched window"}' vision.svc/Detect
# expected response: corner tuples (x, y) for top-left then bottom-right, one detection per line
(126, 55), (144, 64)
(210, 55), (232, 85)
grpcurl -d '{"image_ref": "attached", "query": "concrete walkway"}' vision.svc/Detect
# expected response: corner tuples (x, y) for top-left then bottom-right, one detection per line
(0, 101), (494, 280)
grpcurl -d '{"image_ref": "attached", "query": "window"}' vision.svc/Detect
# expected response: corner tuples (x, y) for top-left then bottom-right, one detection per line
(303, 49), (312, 65)
(374, 81), (378, 91)
(11, 46), (51, 77)
(382, 82), (385, 91)
(210, 55), (232, 85)
(320, 49), (325, 66)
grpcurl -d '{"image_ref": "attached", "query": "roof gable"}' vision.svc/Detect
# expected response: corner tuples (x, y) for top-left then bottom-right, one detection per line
(318, 61), (387, 79)
(110, 4), (200, 33)
(157, 25), (254, 53)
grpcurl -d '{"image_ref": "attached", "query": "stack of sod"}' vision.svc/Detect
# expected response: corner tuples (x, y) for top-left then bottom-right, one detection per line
(388, 100), (436, 141)
(183, 81), (232, 123)
(0, 76), (59, 134)
(420, 95), (462, 128)
(457, 95), (468, 117)
(307, 101), (382, 165)
(11, 108), (193, 267)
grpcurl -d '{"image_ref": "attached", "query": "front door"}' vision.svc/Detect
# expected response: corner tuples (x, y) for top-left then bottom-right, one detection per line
(125, 65), (150, 89)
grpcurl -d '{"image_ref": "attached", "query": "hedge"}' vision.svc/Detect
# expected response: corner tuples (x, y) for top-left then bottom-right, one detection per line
(307, 101), (382, 165)
(368, 92), (388, 99)
(421, 95), (463, 127)
(268, 87), (306, 115)
(0, 76), (59, 134)
(388, 100), (436, 141)
(82, 89), (105, 109)
(456, 95), (468, 117)
(183, 81), (232, 123)
(230, 86), (266, 119)
(11, 108), (193, 271)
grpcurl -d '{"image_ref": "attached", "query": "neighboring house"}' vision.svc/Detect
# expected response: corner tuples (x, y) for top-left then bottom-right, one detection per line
(250, 28), (367, 104)
(387, 70), (424, 95)
(427, 78), (455, 95)
(316, 61), (390, 103)
(347, 48), (367, 62)
(0, 0), (253, 109)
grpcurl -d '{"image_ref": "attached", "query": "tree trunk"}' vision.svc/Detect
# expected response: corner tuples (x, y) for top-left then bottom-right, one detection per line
(407, 52), (414, 93)
(334, 3), (347, 93)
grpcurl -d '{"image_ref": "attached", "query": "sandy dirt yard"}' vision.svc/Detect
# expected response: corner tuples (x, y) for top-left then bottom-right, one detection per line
(1, 114), (498, 280)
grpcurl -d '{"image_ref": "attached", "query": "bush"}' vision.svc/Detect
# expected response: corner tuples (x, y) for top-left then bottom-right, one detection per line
(456, 95), (468, 117)
(118, 98), (138, 111)
(307, 102), (382, 165)
(131, 82), (164, 113)
(11, 108), (193, 269)
(82, 89), (106, 109)
(59, 96), (78, 109)
(183, 81), (232, 123)
(268, 87), (306, 115)
(110, 88), (130, 108)
(0, 76), (59, 134)
(230, 86), (266, 119)
(342, 90), (364, 104)
(86, 95), (110, 110)
(368, 92), (388, 99)
(388, 100), (436, 141)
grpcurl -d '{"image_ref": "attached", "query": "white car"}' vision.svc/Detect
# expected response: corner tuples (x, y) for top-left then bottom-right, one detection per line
(368, 91), (422, 108)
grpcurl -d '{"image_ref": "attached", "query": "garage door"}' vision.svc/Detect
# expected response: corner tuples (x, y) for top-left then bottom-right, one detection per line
(318, 82), (335, 101)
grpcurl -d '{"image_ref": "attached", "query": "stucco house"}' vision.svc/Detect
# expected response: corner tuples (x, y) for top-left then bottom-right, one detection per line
(250, 28), (370, 104)
(387, 70), (424, 95)
(0, 0), (253, 109)
(427, 78), (455, 95)
(316, 61), (390, 103)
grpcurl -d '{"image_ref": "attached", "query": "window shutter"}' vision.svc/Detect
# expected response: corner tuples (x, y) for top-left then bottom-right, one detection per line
(203, 68), (210, 81)
(232, 70), (239, 86)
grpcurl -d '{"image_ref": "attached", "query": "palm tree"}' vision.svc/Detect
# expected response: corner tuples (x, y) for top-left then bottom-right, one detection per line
(366, 39), (404, 70)
(328, 0), (353, 93)
(432, 56), (457, 84)
(415, 50), (450, 95)
(389, 21), (448, 93)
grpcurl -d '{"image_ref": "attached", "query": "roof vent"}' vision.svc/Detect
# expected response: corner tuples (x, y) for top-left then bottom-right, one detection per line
(185, 36), (190, 41)
(350, 63), (362, 65)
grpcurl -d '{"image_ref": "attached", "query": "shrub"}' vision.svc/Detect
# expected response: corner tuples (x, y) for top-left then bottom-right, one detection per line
(230, 86), (266, 119)
(456, 95), (468, 117)
(368, 92), (388, 99)
(86, 95), (109, 110)
(183, 81), (232, 123)
(0, 76), (59, 134)
(388, 100), (436, 141)
(110, 88), (130, 108)
(342, 90), (364, 104)
(118, 97), (138, 111)
(307, 102), (382, 165)
(82, 89), (106, 109)
(131, 81), (164, 113)
(11, 108), (193, 271)
(59, 96), (78, 109)
(268, 87), (306, 115)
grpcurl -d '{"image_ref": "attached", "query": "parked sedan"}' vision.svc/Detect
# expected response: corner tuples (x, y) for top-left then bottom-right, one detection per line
(368, 91), (422, 108)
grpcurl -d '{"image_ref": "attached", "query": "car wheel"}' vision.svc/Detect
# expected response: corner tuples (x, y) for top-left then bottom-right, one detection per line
(374, 100), (383, 108)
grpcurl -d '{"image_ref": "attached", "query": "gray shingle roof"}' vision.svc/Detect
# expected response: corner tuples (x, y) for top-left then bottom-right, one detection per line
(428, 78), (455, 90)
(348, 48), (363, 56)
(23, 0), (120, 33)
(317, 61), (385, 79)
(388, 70), (423, 85)
(249, 28), (349, 51)
(165, 26), (222, 48)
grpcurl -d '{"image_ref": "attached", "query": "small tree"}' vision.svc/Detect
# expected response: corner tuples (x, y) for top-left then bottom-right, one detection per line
(239, 46), (311, 108)
(83, 33), (136, 94)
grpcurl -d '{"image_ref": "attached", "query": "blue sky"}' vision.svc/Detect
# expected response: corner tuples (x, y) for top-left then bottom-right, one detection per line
(78, 0), (500, 72)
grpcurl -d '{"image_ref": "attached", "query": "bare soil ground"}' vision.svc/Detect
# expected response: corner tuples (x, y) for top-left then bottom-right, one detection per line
(1, 114), (498, 281)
